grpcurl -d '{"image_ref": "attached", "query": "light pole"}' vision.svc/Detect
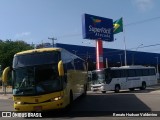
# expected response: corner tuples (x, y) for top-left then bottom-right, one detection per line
(155, 57), (159, 73)
(132, 44), (143, 65)
(48, 37), (57, 47)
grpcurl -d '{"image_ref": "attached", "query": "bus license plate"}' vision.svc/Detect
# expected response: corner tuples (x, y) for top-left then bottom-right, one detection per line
(34, 106), (42, 111)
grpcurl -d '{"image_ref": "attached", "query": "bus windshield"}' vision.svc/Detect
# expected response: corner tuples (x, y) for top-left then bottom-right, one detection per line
(91, 70), (105, 84)
(13, 64), (61, 96)
(91, 68), (112, 84)
(13, 51), (60, 68)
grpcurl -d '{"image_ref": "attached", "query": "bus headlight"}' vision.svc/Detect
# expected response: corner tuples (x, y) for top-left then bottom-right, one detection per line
(50, 96), (63, 101)
(15, 101), (24, 104)
(54, 96), (63, 101)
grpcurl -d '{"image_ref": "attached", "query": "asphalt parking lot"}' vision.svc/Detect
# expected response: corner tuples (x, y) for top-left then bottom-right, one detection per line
(0, 84), (160, 119)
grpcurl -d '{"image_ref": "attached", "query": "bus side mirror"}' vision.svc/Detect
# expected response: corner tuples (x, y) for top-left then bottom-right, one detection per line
(2, 67), (11, 84)
(58, 60), (64, 76)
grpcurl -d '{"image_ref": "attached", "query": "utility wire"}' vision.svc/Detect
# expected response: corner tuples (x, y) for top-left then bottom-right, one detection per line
(125, 16), (160, 26)
(55, 16), (160, 56)
(56, 16), (160, 39)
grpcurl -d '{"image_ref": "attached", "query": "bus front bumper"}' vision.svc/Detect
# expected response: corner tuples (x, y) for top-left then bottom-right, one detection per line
(91, 84), (105, 91)
(14, 99), (65, 112)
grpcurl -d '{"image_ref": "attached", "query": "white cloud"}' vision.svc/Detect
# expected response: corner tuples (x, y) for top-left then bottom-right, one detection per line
(134, 0), (154, 12)
(15, 32), (31, 38)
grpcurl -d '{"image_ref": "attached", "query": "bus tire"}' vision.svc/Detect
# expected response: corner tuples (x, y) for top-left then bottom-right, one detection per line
(115, 85), (120, 93)
(69, 90), (73, 105)
(65, 90), (73, 111)
(82, 84), (87, 96)
(102, 91), (106, 93)
(140, 82), (146, 90)
(129, 88), (135, 91)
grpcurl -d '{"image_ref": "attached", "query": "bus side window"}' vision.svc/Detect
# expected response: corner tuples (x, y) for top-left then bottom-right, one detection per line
(124, 70), (127, 77)
(66, 61), (74, 70)
(149, 69), (156, 75)
(111, 70), (115, 78)
(115, 70), (121, 78)
(74, 59), (86, 71)
(63, 64), (67, 88)
(142, 69), (148, 76)
(111, 70), (121, 78)
(128, 69), (136, 77)
(121, 70), (127, 77)
(135, 69), (142, 76)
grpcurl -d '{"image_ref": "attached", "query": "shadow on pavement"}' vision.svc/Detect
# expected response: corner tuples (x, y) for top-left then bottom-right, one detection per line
(39, 93), (151, 118)
(3, 85), (159, 118)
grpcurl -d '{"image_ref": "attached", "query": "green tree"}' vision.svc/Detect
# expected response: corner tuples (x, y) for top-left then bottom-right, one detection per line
(0, 40), (33, 85)
(0, 40), (33, 70)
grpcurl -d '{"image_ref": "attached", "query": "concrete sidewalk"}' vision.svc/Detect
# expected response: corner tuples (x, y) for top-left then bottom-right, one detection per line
(0, 87), (13, 99)
(0, 93), (12, 99)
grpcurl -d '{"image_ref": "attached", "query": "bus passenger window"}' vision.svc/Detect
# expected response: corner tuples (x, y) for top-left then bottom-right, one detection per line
(142, 69), (148, 76)
(128, 69), (136, 77)
(112, 70), (121, 78)
(105, 73), (112, 84)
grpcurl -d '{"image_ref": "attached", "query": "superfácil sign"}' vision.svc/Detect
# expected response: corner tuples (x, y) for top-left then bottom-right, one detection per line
(82, 14), (114, 41)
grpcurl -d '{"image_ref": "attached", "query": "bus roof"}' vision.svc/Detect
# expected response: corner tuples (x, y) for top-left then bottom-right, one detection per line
(15, 48), (62, 56)
(14, 47), (85, 62)
(111, 65), (155, 70)
(92, 65), (155, 72)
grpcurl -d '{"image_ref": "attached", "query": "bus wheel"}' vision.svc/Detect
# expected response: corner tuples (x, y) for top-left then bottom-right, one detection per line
(140, 82), (146, 90)
(115, 85), (120, 93)
(65, 91), (73, 111)
(82, 84), (87, 97)
(129, 88), (135, 91)
(69, 91), (73, 105)
(83, 84), (87, 96)
(102, 91), (106, 93)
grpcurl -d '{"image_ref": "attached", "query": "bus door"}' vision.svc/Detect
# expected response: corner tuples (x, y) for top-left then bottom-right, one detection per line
(127, 69), (139, 88)
(111, 70), (127, 90)
(120, 69), (128, 89)
(104, 68), (112, 90)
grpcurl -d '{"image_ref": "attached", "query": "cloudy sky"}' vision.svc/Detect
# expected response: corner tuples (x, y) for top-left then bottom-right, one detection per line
(0, 0), (160, 53)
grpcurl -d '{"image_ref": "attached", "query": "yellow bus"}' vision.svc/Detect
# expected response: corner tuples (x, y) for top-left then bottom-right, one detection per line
(3, 48), (88, 111)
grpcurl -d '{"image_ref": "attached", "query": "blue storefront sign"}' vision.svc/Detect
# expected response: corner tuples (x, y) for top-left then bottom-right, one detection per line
(82, 14), (114, 41)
